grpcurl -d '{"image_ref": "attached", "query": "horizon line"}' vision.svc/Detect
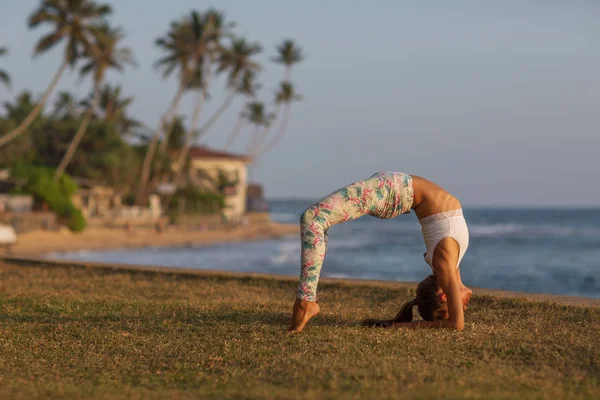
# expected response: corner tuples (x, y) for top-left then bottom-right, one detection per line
(265, 198), (600, 209)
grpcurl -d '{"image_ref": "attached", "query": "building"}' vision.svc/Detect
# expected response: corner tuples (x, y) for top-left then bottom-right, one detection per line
(0, 172), (57, 233)
(71, 177), (122, 220)
(172, 146), (253, 222)
(71, 178), (162, 226)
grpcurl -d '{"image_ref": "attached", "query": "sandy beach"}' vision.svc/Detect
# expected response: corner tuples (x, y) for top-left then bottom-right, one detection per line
(6, 221), (299, 257)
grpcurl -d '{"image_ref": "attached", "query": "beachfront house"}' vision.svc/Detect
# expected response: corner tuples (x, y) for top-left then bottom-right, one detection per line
(71, 178), (123, 220)
(170, 146), (252, 222)
(71, 178), (162, 226)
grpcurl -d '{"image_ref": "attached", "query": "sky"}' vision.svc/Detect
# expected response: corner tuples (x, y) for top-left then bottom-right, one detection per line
(1, 0), (599, 206)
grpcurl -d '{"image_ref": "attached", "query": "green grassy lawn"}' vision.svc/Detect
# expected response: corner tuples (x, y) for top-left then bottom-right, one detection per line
(0, 261), (598, 399)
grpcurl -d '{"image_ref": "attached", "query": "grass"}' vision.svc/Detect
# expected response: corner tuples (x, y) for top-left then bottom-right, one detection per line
(0, 261), (598, 399)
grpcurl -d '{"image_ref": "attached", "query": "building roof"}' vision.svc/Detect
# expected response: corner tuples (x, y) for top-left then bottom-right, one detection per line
(186, 146), (252, 162)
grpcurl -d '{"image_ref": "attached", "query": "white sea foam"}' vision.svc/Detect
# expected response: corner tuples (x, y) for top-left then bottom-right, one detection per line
(269, 241), (298, 265)
(468, 223), (600, 238)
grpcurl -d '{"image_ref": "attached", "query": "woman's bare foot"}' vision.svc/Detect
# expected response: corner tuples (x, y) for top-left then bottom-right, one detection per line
(288, 298), (320, 333)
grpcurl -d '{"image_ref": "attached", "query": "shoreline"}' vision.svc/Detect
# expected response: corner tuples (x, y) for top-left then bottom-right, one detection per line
(7, 221), (300, 257)
(3, 221), (598, 307)
(1, 255), (598, 307)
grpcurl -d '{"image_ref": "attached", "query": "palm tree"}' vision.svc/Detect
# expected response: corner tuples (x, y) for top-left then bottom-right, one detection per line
(254, 39), (304, 156)
(164, 115), (187, 150)
(169, 10), (235, 190)
(223, 113), (245, 151)
(152, 9), (235, 209)
(53, 91), (79, 118)
(271, 39), (303, 81)
(190, 37), (262, 142)
(222, 71), (261, 150)
(242, 101), (274, 154)
(257, 82), (302, 155)
(4, 91), (37, 123)
(54, 23), (135, 181)
(0, 47), (10, 90)
(90, 83), (139, 134)
(0, 0), (112, 149)
(134, 17), (198, 205)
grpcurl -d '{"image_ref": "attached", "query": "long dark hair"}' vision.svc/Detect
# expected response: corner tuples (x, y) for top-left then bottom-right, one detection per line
(362, 275), (447, 327)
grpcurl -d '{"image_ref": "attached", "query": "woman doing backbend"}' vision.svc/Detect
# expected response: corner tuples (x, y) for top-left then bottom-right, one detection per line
(289, 171), (473, 333)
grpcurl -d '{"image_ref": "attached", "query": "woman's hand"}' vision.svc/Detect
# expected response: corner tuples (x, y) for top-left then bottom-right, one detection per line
(288, 298), (320, 333)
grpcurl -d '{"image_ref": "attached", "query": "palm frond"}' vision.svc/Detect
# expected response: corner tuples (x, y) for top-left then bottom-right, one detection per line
(33, 32), (64, 55)
(0, 70), (10, 88)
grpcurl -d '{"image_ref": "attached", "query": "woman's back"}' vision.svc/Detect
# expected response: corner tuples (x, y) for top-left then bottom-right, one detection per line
(411, 175), (462, 219)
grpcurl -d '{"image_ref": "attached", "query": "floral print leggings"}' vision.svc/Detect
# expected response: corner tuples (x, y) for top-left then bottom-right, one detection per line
(297, 172), (415, 301)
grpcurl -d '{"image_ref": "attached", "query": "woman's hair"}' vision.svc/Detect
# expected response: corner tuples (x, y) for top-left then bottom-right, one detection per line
(362, 275), (447, 327)
(395, 275), (447, 322)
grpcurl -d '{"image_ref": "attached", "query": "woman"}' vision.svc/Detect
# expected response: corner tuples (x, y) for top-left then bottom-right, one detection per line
(288, 171), (473, 333)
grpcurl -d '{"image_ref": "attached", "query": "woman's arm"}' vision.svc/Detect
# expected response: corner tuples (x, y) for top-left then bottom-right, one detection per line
(434, 259), (465, 330)
(392, 238), (465, 331)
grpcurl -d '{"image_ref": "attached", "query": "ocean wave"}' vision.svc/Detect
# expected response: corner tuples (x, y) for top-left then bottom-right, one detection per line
(270, 212), (299, 223)
(468, 223), (600, 238)
(269, 241), (298, 265)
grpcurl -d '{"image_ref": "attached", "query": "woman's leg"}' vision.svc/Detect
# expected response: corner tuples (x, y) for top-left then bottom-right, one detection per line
(297, 177), (377, 301)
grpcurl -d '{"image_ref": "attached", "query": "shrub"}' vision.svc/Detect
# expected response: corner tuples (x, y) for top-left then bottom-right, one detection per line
(169, 185), (225, 216)
(10, 164), (87, 232)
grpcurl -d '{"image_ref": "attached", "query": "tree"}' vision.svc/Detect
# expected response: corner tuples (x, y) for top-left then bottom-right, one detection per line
(54, 23), (135, 181)
(134, 16), (198, 205)
(256, 40), (304, 155)
(169, 9), (235, 190)
(243, 101), (275, 154)
(271, 39), (303, 81)
(53, 91), (80, 118)
(0, 92), (40, 166)
(191, 37), (262, 142)
(0, 0), (112, 149)
(3, 92), (38, 123)
(163, 115), (187, 150)
(93, 83), (139, 135)
(256, 81), (302, 155)
(157, 9), (239, 210)
(0, 47), (10, 90)
(222, 71), (262, 150)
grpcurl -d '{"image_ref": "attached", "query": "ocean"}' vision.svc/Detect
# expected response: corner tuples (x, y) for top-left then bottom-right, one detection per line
(48, 200), (600, 299)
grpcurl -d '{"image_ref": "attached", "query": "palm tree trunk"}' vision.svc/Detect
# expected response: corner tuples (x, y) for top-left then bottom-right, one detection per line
(245, 124), (262, 154)
(173, 90), (206, 182)
(195, 88), (236, 140)
(157, 86), (187, 154)
(161, 59), (213, 210)
(257, 104), (290, 156)
(54, 82), (101, 182)
(253, 102), (281, 155)
(161, 90), (207, 209)
(223, 116), (244, 150)
(0, 60), (67, 148)
(257, 63), (293, 156)
(156, 116), (177, 154)
(135, 83), (186, 205)
(250, 125), (271, 156)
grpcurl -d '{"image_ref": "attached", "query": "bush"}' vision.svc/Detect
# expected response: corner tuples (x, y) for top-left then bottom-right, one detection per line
(10, 164), (87, 232)
(169, 186), (225, 216)
(61, 204), (87, 231)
